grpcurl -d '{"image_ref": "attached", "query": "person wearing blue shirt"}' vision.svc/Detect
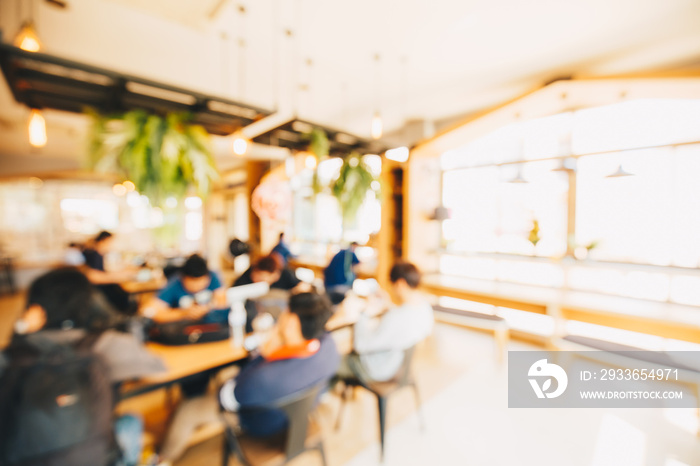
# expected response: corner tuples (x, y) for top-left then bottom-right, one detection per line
(324, 242), (360, 291)
(271, 232), (295, 265)
(143, 254), (225, 323)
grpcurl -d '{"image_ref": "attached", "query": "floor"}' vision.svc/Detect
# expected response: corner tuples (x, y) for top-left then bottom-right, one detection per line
(176, 324), (700, 466)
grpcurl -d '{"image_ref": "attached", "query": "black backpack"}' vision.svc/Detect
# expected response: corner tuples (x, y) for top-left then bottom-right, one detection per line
(148, 319), (230, 345)
(0, 333), (119, 466)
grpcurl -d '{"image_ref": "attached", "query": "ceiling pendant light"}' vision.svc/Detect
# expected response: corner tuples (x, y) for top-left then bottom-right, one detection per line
(14, 1), (41, 52)
(508, 169), (528, 183)
(28, 109), (47, 147)
(605, 164), (634, 178)
(232, 134), (248, 155)
(371, 112), (383, 140)
(14, 21), (41, 52)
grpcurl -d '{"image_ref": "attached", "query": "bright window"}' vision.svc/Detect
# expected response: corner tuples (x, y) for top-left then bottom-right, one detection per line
(438, 97), (700, 305)
(60, 199), (119, 234)
(442, 159), (568, 258)
(576, 146), (700, 267)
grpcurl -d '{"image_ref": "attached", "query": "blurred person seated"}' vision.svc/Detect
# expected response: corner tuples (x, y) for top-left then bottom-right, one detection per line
(269, 251), (304, 291)
(340, 261), (434, 382)
(271, 232), (296, 265)
(1, 267), (165, 466)
(157, 291), (339, 465)
(233, 255), (313, 329)
(232, 255), (282, 288)
(81, 230), (138, 315)
(143, 254), (226, 323)
(324, 242), (360, 303)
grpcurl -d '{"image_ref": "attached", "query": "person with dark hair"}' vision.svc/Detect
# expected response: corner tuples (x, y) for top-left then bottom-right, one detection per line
(342, 261), (434, 382)
(7, 267), (164, 381)
(323, 242), (360, 293)
(271, 232), (295, 265)
(232, 254), (283, 287)
(1, 267), (165, 466)
(232, 254), (307, 334)
(143, 254), (225, 323)
(81, 230), (138, 314)
(269, 251), (304, 291)
(157, 291), (339, 464)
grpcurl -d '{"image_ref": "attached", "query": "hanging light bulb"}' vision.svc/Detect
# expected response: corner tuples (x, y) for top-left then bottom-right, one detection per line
(28, 109), (47, 147)
(371, 112), (383, 139)
(14, 21), (41, 52)
(232, 135), (248, 155)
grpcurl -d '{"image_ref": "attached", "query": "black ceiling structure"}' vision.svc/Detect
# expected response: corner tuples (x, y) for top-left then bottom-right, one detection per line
(0, 43), (272, 136)
(0, 43), (386, 155)
(252, 119), (386, 157)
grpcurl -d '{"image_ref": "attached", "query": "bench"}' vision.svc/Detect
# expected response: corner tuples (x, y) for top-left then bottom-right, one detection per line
(432, 305), (509, 363)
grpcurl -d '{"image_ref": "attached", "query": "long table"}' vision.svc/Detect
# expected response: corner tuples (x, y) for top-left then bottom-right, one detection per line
(121, 295), (373, 399)
(120, 340), (248, 399)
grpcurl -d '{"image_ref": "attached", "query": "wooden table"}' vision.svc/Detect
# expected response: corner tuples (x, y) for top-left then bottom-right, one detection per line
(121, 296), (374, 399)
(121, 276), (168, 295)
(120, 340), (248, 399)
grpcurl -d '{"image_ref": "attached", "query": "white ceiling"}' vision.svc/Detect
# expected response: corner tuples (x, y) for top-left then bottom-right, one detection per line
(1, 0), (700, 173)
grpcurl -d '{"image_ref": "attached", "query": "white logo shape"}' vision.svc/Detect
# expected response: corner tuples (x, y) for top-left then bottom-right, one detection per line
(528, 359), (568, 399)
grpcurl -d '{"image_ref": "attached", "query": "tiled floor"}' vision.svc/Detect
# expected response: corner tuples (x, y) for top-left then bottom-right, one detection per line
(177, 323), (700, 466)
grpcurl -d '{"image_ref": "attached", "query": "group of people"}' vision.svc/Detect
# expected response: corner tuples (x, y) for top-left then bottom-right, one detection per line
(0, 230), (434, 466)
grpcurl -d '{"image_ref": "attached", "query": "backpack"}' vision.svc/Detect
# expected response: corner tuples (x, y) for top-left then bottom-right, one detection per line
(0, 333), (119, 466)
(148, 319), (230, 345)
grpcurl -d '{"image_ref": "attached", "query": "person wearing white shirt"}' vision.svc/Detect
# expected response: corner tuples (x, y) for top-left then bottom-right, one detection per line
(347, 262), (434, 382)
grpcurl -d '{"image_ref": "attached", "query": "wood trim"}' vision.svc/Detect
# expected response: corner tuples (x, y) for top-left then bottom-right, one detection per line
(411, 82), (545, 152)
(420, 282), (549, 315)
(561, 307), (700, 343)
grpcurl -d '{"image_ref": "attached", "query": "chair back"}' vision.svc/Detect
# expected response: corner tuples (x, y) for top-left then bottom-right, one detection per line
(394, 345), (417, 387)
(348, 343), (418, 389)
(271, 382), (324, 461)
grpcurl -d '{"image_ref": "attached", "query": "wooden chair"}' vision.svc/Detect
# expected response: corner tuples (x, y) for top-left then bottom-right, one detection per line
(335, 345), (423, 462)
(220, 382), (327, 466)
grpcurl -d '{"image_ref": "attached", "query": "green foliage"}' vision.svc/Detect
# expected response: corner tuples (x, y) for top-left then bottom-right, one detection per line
(330, 153), (380, 223)
(304, 128), (330, 195)
(87, 110), (218, 206)
(307, 127), (330, 159)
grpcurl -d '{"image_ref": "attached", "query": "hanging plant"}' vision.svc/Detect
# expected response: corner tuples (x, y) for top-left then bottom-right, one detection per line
(302, 127), (330, 194)
(87, 110), (219, 206)
(330, 153), (380, 223)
